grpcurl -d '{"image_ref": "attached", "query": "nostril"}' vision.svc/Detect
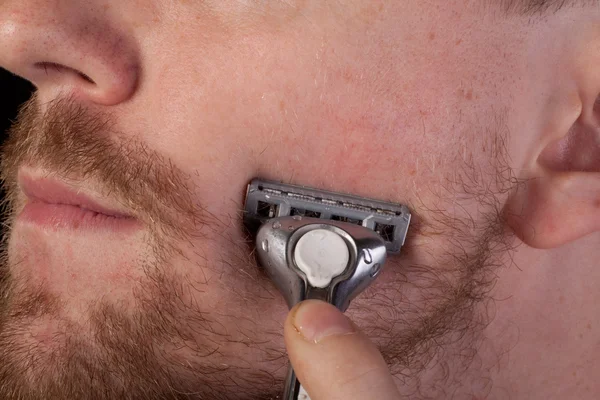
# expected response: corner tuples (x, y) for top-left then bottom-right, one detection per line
(1, 9), (139, 106)
(34, 61), (96, 85)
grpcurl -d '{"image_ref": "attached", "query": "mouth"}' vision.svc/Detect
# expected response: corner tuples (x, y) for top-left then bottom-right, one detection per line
(16, 172), (140, 232)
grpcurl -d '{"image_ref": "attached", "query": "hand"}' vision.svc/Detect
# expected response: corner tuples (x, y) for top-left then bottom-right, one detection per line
(284, 300), (401, 400)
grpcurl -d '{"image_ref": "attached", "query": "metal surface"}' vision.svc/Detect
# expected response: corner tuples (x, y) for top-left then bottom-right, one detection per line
(256, 216), (388, 400)
(244, 178), (411, 253)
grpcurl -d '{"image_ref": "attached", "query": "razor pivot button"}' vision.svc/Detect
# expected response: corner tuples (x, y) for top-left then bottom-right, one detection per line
(255, 216), (387, 311)
(294, 229), (350, 288)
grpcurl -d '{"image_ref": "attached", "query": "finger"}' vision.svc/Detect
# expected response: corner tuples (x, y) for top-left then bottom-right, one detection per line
(284, 300), (400, 400)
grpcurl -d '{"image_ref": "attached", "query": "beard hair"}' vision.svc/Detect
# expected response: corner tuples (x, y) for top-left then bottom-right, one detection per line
(0, 204), (285, 399)
(0, 95), (284, 399)
(0, 96), (521, 399)
(351, 118), (522, 397)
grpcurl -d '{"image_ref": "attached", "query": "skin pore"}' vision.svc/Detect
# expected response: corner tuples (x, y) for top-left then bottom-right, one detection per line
(0, 1), (599, 399)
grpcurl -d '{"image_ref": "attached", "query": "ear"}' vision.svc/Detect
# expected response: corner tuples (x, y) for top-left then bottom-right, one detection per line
(506, 47), (600, 248)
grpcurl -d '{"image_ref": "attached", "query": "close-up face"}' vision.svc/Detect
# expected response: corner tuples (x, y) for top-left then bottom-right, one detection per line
(0, 0), (599, 399)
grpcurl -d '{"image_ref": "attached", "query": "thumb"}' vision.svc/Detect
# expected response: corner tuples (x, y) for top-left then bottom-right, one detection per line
(284, 300), (400, 400)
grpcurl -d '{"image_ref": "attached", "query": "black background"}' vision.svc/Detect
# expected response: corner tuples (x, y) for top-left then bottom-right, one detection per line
(0, 67), (33, 139)
(1, 67), (34, 236)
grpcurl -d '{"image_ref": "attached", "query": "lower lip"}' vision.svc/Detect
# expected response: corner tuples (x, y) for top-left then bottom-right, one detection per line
(18, 201), (140, 232)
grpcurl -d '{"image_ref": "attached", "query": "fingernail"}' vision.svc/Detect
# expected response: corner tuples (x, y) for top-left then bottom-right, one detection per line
(292, 300), (355, 343)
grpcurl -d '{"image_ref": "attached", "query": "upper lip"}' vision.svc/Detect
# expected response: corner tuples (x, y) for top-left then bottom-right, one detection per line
(18, 172), (132, 219)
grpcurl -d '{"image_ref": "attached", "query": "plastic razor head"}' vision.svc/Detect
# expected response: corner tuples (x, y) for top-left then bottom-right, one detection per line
(243, 179), (411, 253)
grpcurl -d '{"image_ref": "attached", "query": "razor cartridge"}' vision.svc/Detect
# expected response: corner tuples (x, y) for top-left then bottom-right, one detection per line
(243, 179), (412, 400)
(244, 179), (411, 253)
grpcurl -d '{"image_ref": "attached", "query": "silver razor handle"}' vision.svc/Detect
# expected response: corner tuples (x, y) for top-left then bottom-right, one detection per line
(255, 216), (387, 400)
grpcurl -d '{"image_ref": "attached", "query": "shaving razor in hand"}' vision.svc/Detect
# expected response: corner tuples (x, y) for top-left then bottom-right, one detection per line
(243, 179), (411, 400)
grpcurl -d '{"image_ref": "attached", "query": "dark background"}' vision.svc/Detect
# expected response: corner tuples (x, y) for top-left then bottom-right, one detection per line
(1, 67), (35, 235)
(1, 67), (33, 140)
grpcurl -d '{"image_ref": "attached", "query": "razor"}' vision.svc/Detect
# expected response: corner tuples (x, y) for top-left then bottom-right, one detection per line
(243, 179), (411, 400)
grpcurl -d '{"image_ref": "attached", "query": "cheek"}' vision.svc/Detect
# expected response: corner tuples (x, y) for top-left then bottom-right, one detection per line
(123, 11), (503, 210)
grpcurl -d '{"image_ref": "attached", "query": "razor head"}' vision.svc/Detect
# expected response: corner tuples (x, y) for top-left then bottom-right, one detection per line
(243, 179), (411, 253)
(255, 216), (388, 311)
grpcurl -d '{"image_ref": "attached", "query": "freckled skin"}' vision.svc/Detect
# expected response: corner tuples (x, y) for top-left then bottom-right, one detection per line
(0, 1), (599, 399)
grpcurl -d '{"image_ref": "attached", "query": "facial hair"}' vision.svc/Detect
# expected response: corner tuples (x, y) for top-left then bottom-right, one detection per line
(0, 95), (518, 399)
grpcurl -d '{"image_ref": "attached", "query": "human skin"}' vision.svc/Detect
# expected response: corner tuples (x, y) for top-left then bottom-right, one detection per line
(0, 0), (599, 399)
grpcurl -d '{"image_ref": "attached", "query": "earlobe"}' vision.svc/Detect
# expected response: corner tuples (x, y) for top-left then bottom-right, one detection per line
(505, 172), (600, 249)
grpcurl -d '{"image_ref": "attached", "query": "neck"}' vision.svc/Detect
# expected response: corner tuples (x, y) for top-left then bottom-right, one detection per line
(481, 233), (600, 399)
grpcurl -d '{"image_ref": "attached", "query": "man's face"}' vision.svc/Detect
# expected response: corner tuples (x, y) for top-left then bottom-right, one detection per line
(0, 0), (594, 399)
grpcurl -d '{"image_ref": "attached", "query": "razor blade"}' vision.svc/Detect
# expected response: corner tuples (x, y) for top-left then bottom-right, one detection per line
(243, 179), (411, 253)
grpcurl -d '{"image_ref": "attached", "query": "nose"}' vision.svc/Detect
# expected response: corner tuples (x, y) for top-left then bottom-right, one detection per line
(0, 1), (140, 106)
